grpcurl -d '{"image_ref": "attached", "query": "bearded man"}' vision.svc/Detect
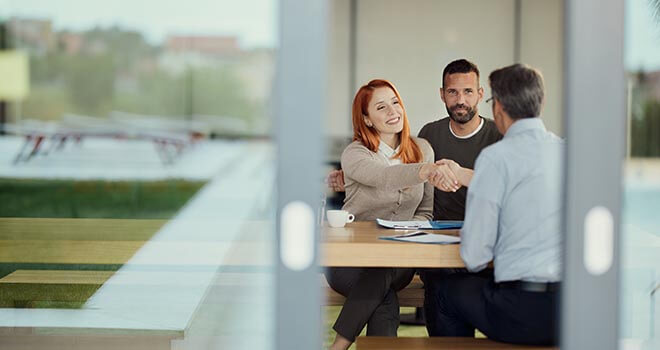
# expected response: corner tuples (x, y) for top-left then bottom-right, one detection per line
(417, 58), (502, 221)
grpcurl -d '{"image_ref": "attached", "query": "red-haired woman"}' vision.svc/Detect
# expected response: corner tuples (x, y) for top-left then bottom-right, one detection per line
(327, 79), (439, 350)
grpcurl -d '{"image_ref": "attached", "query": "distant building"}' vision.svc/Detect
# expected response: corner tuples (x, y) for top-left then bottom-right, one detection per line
(165, 35), (241, 57)
(58, 32), (83, 55)
(7, 17), (55, 54)
(641, 71), (660, 101)
(160, 35), (244, 73)
(235, 48), (275, 103)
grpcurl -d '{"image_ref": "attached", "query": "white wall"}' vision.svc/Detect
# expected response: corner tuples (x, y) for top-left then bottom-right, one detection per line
(354, 0), (515, 136)
(327, 0), (353, 138)
(327, 0), (565, 139)
(520, 0), (564, 135)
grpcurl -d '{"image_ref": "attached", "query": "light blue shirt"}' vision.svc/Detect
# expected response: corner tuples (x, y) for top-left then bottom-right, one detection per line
(460, 118), (564, 283)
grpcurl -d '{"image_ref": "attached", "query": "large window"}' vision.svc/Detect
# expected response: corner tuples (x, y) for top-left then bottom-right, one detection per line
(0, 1), (280, 349)
(5, 0), (274, 137)
(621, 0), (660, 346)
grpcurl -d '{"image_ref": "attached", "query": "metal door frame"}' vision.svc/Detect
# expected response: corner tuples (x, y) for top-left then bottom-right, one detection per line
(562, 0), (626, 349)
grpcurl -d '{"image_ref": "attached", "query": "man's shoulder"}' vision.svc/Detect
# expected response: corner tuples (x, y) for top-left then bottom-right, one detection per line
(476, 135), (510, 164)
(479, 117), (503, 142)
(419, 117), (450, 135)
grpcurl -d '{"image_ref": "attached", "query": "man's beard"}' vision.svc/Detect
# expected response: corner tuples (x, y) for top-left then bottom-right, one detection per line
(447, 103), (477, 124)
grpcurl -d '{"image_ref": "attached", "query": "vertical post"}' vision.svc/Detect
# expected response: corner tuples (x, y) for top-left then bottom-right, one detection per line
(561, 0), (625, 349)
(513, 0), (522, 63)
(0, 22), (8, 135)
(187, 64), (193, 127)
(275, 1), (327, 350)
(348, 0), (357, 110)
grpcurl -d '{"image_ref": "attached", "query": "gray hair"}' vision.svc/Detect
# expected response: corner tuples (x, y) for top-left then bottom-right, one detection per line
(488, 64), (545, 119)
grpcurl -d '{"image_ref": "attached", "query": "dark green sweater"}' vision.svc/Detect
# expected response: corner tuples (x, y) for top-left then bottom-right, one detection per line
(418, 116), (502, 220)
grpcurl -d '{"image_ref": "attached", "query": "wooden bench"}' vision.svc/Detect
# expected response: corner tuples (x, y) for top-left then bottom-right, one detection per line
(0, 270), (114, 307)
(0, 270), (114, 285)
(356, 337), (558, 350)
(0, 150), (273, 350)
(3, 269), (425, 307)
(324, 275), (425, 307)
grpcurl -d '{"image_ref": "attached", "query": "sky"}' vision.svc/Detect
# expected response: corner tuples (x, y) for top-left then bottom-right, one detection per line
(625, 0), (660, 71)
(0, 0), (277, 48)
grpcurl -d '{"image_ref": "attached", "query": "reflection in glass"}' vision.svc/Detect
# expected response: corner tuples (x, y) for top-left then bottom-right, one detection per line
(0, 1), (276, 349)
(623, 0), (660, 348)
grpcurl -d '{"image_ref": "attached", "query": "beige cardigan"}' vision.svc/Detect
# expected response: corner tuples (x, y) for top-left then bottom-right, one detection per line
(340, 137), (434, 221)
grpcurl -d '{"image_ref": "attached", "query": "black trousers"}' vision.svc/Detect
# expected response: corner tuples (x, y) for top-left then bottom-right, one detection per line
(424, 272), (558, 346)
(326, 267), (415, 342)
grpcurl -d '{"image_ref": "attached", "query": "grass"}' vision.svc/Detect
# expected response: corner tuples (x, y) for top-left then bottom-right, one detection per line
(0, 178), (204, 308)
(0, 178), (205, 219)
(0, 283), (101, 308)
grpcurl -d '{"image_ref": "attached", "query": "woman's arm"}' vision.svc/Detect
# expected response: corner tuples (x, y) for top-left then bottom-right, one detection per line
(412, 139), (434, 220)
(341, 143), (432, 191)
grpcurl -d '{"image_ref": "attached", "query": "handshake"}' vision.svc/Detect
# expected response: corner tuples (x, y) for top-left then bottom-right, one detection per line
(326, 159), (472, 193)
(418, 159), (470, 192)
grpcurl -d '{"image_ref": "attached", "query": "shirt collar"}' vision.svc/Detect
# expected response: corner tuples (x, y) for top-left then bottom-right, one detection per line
(378, 140), (399, 159)
(504, 117), (546, 138)
(449, 116), (485, 139)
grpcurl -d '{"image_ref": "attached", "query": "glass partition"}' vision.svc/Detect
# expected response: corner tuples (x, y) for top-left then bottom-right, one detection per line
(621, 0), (660, 348)
(0, 1), (283, 349)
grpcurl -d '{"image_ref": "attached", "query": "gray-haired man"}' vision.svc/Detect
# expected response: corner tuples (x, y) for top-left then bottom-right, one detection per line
(424, 64), (563, 345)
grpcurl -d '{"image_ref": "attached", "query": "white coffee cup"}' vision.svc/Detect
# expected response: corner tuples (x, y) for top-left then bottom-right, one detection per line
(327, 210), (355, 228)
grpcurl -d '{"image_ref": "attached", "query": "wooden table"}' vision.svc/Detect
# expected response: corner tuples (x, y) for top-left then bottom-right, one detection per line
(322, 221), (464, 268)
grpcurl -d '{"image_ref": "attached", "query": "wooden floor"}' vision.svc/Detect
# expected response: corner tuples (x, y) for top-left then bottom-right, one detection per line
(357, 337), (558, 350)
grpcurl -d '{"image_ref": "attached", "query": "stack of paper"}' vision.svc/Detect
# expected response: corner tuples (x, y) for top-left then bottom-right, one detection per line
(376, 218), (463, 230)
(379, 231), (461, 244)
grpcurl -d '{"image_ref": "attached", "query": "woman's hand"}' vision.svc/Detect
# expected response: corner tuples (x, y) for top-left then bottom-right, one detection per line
(428, 161), (461, 192)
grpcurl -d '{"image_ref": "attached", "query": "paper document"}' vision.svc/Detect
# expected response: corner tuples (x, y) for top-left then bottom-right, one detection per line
(379, 231), (461, 244)
(376, 218), (463, 230)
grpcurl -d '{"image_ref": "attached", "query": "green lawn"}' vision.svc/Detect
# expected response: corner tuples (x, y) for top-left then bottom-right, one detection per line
(0, 178), (205, 219)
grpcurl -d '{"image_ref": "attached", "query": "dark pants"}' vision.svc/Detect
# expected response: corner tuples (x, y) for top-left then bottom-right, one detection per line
(423, 272), (558, 346)
(420, 268), (490, 333)
(326, 267), (415, 342)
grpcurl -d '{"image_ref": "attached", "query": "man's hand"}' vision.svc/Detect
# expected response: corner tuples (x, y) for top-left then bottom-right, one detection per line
(430, 159), (474, 190)
(427, 161), (461, 192)
(326, 169), (345, 192)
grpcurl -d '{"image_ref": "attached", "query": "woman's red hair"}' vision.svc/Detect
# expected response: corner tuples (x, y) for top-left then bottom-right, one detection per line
(351, 79), (422, 164)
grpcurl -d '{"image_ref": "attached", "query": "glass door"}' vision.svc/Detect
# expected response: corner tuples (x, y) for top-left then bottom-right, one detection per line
(0, 0), (326, 349)
(620, 0), (660, 349)
(563, 0), (660, 349)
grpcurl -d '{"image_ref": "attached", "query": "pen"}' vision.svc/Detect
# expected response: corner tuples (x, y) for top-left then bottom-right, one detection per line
(393, 224), (421, 229)
(394, 232), (427, 238)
